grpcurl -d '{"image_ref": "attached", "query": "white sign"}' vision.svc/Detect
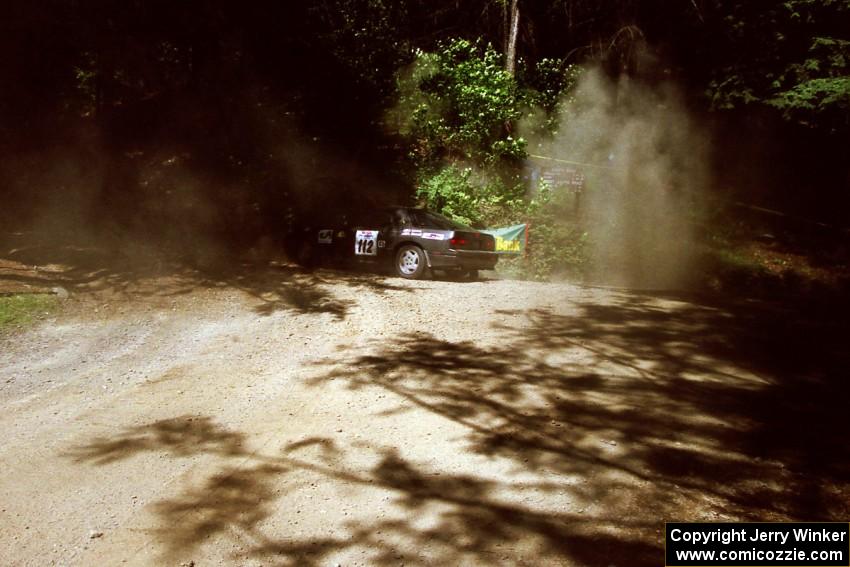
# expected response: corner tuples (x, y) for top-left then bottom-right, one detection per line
(355, 230), (378, 255)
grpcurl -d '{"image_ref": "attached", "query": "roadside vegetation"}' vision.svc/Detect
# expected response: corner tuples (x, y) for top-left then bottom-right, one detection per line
(0, 293), (57, 332)
(381, 3), (849, 289)
(388, 38), (591, 281)
(698, 201), (850, 297)
(1, 1), (847, 294)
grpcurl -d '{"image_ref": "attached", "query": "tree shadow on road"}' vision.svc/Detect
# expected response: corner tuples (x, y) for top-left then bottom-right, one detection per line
(318, 294), (850, 518)
(64, 415), (246, 465)
(67, 418), (660, 566)
(62, 288), (850, 565)
(303, 291), (850, 559)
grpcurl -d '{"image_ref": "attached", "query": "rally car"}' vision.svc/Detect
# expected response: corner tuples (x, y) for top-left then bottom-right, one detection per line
(291, 207), (498, 280)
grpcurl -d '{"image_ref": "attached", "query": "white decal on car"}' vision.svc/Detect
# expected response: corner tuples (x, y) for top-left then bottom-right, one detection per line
(317, 229), (333, 244)
(422, 232), (445, 240)
(355, 230), (379, 255)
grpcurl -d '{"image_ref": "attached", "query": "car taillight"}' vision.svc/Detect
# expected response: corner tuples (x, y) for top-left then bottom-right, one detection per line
(450, 237), (468, 247)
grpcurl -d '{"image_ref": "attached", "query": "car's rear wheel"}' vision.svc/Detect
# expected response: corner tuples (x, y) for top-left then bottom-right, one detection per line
(395, 244), (427, 279)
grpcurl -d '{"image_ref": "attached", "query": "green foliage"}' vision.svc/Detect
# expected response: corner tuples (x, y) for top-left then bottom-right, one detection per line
(490, 184), (589, 281)
(769, 76), (850, 118)
(521, 60), (584, 136)
(416, 165), (479, 225)
(526, 58), (568, 111)
(707, 0), (850, 129)
(416, 164), (526, 227)
(393, 38), (590, 279)
(392, 38), (531, 230)
(767, 33), (850, 124)
(394, 38), (526, 168)
(520, 185), (589, 280)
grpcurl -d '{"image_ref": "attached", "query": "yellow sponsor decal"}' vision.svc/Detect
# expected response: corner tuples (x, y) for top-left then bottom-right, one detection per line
(495, 237), (521, 252)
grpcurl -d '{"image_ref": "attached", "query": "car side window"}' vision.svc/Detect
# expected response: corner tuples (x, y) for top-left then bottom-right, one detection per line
(393, 210), (409, 228)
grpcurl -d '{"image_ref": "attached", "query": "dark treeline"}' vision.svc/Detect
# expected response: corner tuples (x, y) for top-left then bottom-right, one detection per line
(1, 1), (847, 249)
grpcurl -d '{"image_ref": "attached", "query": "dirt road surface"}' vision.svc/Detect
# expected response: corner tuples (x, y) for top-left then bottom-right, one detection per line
(1, 259), (848, 566)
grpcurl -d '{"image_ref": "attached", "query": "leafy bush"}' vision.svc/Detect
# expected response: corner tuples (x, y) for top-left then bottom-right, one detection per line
(507, 185), (589, 280)
(392, 37), (589, 279)
(394, 38), (526, 168)
(707, 0), (850, 130)
(520, 60), (584, 139)
(416, 164), (527, 227)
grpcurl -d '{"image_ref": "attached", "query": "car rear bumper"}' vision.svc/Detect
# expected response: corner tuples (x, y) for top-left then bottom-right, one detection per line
(426, 250), (499, 270)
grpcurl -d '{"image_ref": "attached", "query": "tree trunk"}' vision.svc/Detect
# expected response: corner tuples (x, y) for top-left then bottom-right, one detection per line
(505, 0), (520, 76)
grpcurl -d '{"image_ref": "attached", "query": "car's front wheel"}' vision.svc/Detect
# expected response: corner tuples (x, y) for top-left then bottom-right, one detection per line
(395, 244), (427, 279)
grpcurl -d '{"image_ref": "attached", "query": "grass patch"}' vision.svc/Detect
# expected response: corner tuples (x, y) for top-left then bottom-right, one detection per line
(0, 293), (57, 331)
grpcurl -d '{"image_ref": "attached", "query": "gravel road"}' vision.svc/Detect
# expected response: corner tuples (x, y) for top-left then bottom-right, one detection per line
(1, 264), (847, 566)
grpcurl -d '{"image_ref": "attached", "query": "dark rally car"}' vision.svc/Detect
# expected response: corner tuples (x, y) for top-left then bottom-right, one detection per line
(294, 207), (498, 280)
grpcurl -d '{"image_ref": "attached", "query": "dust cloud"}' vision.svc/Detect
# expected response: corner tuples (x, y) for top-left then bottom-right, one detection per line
(0, 137), (233, 273)
(529, 68), (709, 289)
(0, 91), (401, 275)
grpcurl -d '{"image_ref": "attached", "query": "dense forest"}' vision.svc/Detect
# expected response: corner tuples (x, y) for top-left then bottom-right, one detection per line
(1, 1), (848, 276)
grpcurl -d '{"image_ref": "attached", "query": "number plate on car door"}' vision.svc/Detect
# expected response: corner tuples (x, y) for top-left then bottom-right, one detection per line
(355, 230), (378, 255)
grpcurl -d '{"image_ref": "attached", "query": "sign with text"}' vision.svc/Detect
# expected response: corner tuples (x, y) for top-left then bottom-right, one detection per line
(666, 522), (849, 566)
(481, 223), (527, 255)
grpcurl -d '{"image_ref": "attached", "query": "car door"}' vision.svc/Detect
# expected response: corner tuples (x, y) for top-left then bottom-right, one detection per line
(376, 209), (404, 258)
